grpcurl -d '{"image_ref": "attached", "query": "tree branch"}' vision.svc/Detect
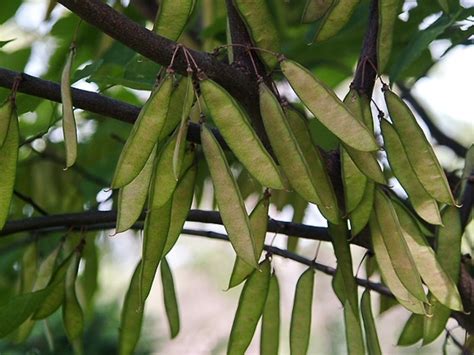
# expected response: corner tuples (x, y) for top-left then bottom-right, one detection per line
(0, 209), (374, 249)
(56, 0), (258, 114)
(0, 67), (228, 149)
(183, 228), (392, 297)
(352, 0), (379, 97)
(398, 84), (467, 157)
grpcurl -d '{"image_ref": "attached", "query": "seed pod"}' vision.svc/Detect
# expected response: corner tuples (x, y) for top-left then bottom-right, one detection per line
(343, 300), (366, 355)
(233, 0), (280, 68)
(227, 259), (271, 355)
(0, 100), (18, 230)
(228, 195), (269, 289)
(115, 146), (156, 233)
(200, 79), (284, 190)
(423, 206), (462, 344)
(119, 261), (144, 355)
(201, 124), (257, 267)
(281, 59), (378, 152)
(301, 0), (333, 23)
(393, 202), (462, 311)
(341, 148), (367, 213)
(153, 0), (195, 41)
(259, 83), (324, 209)
(260, 272), (280, 355)
(378, 0), (402, 72)
(397, 314), (423, 346)
(381, 119), (441, 225)
(290, 267), (315, 355)
(349, 181), (374, 237)
(160, 258), (180, 338)
(0, 98), (13, 148)
(360, 290), (382, 355)
(62, 251), (84, 341)
(160, 76), (192, 140)
(285, 106), (339, 223)
(61, 46), (78, 169)
(313, 0), (361, 42)
(172, 74), (194, 180)
(163, 163), (197, 255)
(383, 88), (455, 205)
(112, 75), (173, 189)
(369, 213), (425, 314)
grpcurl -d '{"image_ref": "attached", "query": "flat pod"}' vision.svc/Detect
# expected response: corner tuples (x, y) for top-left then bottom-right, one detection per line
(369, 214), (425, 314)
(0, 99), (13, 148)
(200, 79), (284, 190)
(381, 120), (442, 225)
(313, 0), (361, 42)
(233, 0), (280, 68)
(341, 148), (367, 213)
(281, 59), (378, 152)
(260, 273), (280, 355)
(112, 75), (173, 189)
(397, 314), (423, 346)
(227, 259), (271, 355)
(228, 196), (269, 289)
(115, 146), (156, 233)
(140, 199), (172, 303)
(62, 252), (84, 342)
(160, 76), (192, 140)
(360, 290), (382, 355)
(119, 262), (144, 355)
(301, 0), (334, 23)
(0, 103), (18, 230)
(163, 163), (197, 255)
(201, 124), (257, 267)
(61, 47), (78, 169)
(285, 106), (339, 223)
(373, 189), (426, 302)
(160, 258), (180, 338)
(343, 300), (365, 355)
(259, 83), (322, 208)
(349, 181), (374, 237)
(377, 0), (402, 72)
(392, 202), (462, 311)
(384, 88), (455, 205)
(290, 267), (315, 355)
(153, 0), (195, 41)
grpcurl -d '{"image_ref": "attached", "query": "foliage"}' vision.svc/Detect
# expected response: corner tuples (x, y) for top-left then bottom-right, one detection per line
(0, 0), (472, 354)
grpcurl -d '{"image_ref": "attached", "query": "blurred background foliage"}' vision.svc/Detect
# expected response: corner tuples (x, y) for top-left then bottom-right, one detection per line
(0, 0), (472, 353)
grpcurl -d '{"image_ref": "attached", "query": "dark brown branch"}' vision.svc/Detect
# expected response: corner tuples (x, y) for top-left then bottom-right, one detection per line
(0, 209), (374, 248)
(183, 228), (392, 297)
(56, 0), (258, 116)
(0, 67), (228, 149)
(398, 84), (467, 157)
(352, 0), (379, 97)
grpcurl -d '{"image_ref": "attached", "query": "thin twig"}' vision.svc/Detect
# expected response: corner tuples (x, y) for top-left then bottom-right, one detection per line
(13, 191), (49, 216)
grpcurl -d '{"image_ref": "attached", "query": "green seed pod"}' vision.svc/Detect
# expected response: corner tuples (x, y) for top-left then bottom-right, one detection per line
(0, 98), (13, 148)
(161, 258), (180, 338)
(314, 0), (361, 42)
(62, 251), (84, 342)
(377, 0), (402, 72)
(360, 290), (382, 355)
(153, 0), (195, 41)
(301, 0), (333, 23)
(260, 272), (280, 355)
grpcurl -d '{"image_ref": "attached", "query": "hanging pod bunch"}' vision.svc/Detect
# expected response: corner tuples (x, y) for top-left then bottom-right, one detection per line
(259, 82), (339, 223)
(153, 0), (195, 41)
(227, 258), (271, 355)
(313, 0), (361, 42)
(200, 78), (284, 190)
(301, 0), (334, 23)
(228, 194), (270, 289)
(290, 266), (315, 355)
(233, 0), (280, 68)
(280, 59), (379, 152)
(377, 0), (402, 73)
(201, 124), (257, 268)
(112, 74), (173, 189)
(383, 86), (455, 205)
(381, 119), (442, 225)
(0, 97), (19, 230)
(61, 45), (78, 169)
